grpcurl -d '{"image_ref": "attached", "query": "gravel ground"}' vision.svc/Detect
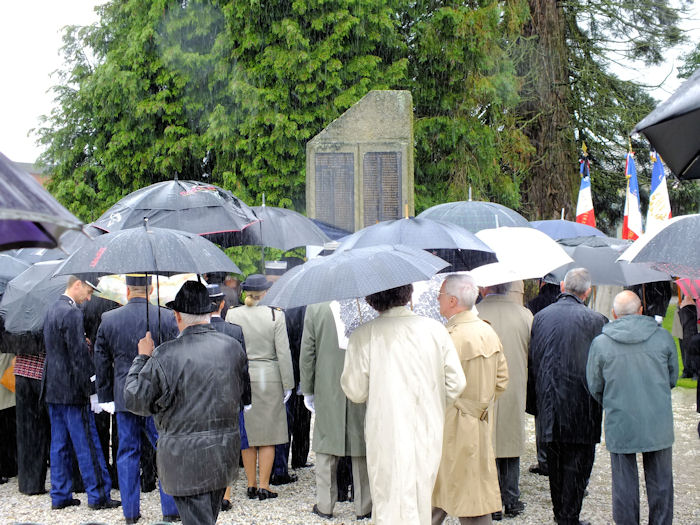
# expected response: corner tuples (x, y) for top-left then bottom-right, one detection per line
(1, 387), (697, 525)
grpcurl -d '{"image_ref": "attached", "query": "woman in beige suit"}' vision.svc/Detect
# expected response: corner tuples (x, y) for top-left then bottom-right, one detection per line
(226, 274), (294, 501)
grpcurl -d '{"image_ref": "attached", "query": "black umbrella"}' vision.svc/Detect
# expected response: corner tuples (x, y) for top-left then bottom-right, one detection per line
(310, 218), (352, 241)
(337, 217), (497, 271)
(546, 236), (670, 286)
(0, 152), (83, 250)
(0, 260), (68, 335)
(0, 254), (30, 295)
(242, 205), (331, 250)
(92, 179), (260, 246)
(632, 68), (700, 180)
(261, 244), (449, 309)
(417, 200), (530, 233)
(54, 221), (241, 278)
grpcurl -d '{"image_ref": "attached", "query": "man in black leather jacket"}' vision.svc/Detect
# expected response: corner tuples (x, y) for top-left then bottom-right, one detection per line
(124, 281), (250, 525)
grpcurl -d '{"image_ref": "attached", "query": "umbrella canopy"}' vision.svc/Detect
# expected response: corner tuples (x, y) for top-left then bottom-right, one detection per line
(10, 224), (106, 264)
(242, 205), (331, 250)
(310, 219), (352, 241)
(337, 217), (497, 271)
(417, 201), (530, 233)
(0, 260), (68, 334)
(260, 245), (449, 309)
(469, 227), (573, 286)
(54, 223), (241, 278)
(632, 68), (700, 180)
(530, 219), (605, 240)
(618, 214), (700, 278)
(0, 254), (30, 295)
(546, 236), (670, 286)
(0, 152), (83, 250)
(92, 180), (260, 246)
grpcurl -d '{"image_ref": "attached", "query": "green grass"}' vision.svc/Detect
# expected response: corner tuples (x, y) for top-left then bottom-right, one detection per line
(663, 304), (698, 389)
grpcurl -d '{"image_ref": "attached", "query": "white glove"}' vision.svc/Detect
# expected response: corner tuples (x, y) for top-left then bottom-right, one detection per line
(303, 394), (315, 413)
(98, 402), (115, 415)
(90, 394), (102, 414)
(283, 389), (292, 404)
(244, 404), (252, 412)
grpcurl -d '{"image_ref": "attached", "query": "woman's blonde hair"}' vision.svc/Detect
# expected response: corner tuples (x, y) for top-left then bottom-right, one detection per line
(244, 291), (266, 307)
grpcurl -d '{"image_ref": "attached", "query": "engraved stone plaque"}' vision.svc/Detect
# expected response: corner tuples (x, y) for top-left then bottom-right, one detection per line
(363, 151), (401, 226)
(315, 153), (355, 232)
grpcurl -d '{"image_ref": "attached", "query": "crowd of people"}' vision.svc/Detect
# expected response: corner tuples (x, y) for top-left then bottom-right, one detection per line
(0, 262), (694, 525)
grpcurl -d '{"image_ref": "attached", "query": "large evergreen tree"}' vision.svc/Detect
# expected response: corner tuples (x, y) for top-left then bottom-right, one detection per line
(518, 0), (688, 230)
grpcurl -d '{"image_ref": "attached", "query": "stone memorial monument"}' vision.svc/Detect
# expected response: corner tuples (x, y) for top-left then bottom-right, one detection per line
(306, 90), (414, 232)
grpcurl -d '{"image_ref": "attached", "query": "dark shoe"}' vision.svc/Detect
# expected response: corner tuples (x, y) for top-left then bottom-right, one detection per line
(357, 511), (372, 520)
(125, 515), (140, 524)
(141, 479), (156, 493)
(52, 498), (81, 510)
(492, 511), (503, 521)
(221, 498), (232, 511)
(578, 521), (591, 525)
(292, 461), (313, 468)
(23, 489), (47, 495)
(528, 463), (548, 476)
(270, 472), (297, 485)
(505, 500), (525, 517)
(0, 477), (8, 484)
(312, 504), (333, 519)
(88, 498), (121, 510)
(258, 488), (278, 500)
(247, 487), (258, 499)
(162, 515), (181, 522)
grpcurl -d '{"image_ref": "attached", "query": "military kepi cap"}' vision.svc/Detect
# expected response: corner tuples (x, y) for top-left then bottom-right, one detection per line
(125, 274), (152, 286)
(207, 283), (224, 299)
(166, 281), (214, 314)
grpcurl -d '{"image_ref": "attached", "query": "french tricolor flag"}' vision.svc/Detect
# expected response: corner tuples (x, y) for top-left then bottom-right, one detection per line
(622, 152), (643, 240)
(576, 157), (596, 227)
(646, 151), (672, 233)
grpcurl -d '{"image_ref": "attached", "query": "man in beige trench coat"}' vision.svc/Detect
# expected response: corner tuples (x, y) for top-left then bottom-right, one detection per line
(432, 273), (509, 525)
(477, 281), (532, 519)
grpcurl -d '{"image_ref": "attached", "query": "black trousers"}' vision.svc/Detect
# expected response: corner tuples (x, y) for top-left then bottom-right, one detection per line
(0, 407), (17, 478)
(545, 442), (595, 525)
(290, 392), (311, 468)
(15, 375), (49, 494)
(173, 487), (226, 525)
(496, 457), (520, 507)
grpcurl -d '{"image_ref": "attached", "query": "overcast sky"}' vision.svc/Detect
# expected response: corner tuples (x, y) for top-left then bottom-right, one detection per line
(0, 1), (697, 164)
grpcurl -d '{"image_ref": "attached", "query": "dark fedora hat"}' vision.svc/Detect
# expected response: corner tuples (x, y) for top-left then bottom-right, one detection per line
(166, 281), (214, 314)
(241, 274), (273, 292)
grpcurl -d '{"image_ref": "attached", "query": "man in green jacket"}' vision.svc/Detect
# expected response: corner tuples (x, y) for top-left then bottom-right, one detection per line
(587, 290), (677, 525)
(300, 301), (371, 520)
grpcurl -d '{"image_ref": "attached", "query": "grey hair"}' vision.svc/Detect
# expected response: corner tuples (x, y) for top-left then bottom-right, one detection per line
(443, 273), (479, 309)
(178, 312), (211, 325)
(613, 291), (642, 317)
(563, 268), (591, 296)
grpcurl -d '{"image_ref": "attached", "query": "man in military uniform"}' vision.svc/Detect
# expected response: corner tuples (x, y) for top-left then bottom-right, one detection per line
(43, 275), (119, 511)
(94, 274), (180, 524)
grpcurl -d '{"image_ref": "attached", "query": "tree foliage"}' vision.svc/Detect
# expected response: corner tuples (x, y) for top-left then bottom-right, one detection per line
(518, 0), (689, 230)
(37, 0), (692, 235)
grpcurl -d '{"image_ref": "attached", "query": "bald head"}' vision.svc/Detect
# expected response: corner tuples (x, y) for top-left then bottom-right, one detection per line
(612, 290), (643, 319)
